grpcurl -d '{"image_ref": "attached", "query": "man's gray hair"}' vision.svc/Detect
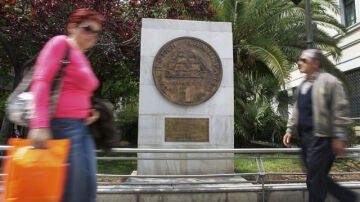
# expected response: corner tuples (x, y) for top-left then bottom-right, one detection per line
(302, 49), (324, 68)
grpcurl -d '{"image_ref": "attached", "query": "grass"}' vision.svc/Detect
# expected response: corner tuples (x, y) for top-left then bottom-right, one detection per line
(234, 153), (304, 173)
(1, 152), (357, 183)
(97, 153), (360, 175)
(97, 152), (137, 174)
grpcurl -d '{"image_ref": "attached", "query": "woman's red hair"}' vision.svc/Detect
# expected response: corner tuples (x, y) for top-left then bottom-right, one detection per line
(68, 8), (106, 25)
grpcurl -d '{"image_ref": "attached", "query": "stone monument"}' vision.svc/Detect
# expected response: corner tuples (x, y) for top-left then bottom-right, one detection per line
(138, 18), (234, 175)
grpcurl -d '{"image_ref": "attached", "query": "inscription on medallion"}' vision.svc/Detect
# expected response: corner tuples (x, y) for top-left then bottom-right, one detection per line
(165, 118), (209, 142)
(153, 37), (222, 105)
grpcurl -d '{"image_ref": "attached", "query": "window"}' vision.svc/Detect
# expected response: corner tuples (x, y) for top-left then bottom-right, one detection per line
(344, 0), (356, 26)
(345, 68), (360, 123)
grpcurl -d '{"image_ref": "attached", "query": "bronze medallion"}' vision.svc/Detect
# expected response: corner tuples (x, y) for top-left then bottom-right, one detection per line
(153, 37), (222, 106)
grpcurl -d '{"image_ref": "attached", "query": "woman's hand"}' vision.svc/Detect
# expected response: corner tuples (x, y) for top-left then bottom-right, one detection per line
(27, 128), (52, 149)
(85, 109), (100, 125)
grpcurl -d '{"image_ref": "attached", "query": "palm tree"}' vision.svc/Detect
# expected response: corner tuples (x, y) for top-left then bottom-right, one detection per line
(234, 71), (292, 147)
(214, 0), (345, 83)
(212, 0), (346, 146)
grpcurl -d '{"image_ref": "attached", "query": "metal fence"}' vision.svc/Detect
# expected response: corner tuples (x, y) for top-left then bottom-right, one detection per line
(92, 147), (360, 185)
(1, 146), (360, 190)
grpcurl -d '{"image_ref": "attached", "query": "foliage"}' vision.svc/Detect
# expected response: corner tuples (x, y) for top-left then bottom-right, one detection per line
(0, 0), (140, 99)
(115, 98), (139, 146)
(0, 0), (216, 142)
(346, 125), (360, 146)
(234, 71), (291, 147)
(234, 154), (304, 173)
(97, 153), (137, 175)
(0, 0), (216, 92)
(213, 0), (347, 147)
(234, 153), (360, 174)
(96, 153), (360, 176)
(213, 0), (345, 84)
(0, 91), (10, 121)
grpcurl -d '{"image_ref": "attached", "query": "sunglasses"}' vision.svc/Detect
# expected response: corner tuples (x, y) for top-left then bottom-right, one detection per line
(298, 58), (308, 63)
(78, 24), (101, 35)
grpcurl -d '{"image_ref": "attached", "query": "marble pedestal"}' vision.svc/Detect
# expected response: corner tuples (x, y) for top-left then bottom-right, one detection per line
(138, 18), (234, 175)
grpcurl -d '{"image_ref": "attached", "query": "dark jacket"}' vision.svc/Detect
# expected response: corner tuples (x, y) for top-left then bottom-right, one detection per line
(89, 97), (120, 150)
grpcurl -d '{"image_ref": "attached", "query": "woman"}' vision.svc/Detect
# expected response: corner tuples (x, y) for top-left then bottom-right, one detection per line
(27, 8), (105, 202)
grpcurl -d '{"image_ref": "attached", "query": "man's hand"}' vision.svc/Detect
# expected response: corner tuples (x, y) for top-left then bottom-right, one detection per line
(332, 139), (345, 156)
(27, 128), (52, 149)
(283, 132), (292, 147)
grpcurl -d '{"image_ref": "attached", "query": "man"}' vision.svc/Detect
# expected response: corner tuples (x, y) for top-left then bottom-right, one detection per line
(283, 49), (358, 202)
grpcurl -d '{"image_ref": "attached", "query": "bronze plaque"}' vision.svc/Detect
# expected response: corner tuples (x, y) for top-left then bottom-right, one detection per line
(153, 37), (222, 106)
(165, 118), (209, 142)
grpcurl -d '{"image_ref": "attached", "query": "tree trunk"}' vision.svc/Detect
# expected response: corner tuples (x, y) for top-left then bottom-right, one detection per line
(0, 117), (12, 145)
(0, 34), (24, 144)
(0, 33), (23, 88)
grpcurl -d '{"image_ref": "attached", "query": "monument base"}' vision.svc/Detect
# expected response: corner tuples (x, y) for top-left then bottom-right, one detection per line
(138, 18), (234, 175)
(137, 152), (234, 175)
(126, 170), (250, 186)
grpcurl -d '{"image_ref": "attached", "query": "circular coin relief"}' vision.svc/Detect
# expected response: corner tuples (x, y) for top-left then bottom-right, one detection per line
(152, 37), (222, 106)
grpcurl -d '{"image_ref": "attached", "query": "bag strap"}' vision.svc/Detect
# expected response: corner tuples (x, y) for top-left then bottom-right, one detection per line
(49, 45), (70, 114)
(7, 44), (71, 109)
(7, 43), (71, 133)
(50, 46), (70, 92)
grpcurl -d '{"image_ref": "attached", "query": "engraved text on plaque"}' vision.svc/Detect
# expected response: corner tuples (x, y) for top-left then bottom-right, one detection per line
(165, 118), (209, 142)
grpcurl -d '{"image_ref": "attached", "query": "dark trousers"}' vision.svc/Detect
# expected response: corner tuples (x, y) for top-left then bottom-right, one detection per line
(300, 132), (357, 202)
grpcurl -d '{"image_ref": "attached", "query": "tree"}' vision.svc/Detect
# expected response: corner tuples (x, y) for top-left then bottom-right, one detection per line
(0, 0), (216, 143)
(234, 71), (291, 147)
(214, 0), (345, 84)
(213, 0), (346, 146)
(0, 0), (216, 100)
(291, 0), (302, 5)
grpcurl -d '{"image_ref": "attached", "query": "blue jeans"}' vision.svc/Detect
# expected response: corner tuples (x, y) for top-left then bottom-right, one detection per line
(51, 118), (97, 202)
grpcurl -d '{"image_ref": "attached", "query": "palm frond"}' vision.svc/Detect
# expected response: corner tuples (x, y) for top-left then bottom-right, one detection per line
(247, 45), (291, 85)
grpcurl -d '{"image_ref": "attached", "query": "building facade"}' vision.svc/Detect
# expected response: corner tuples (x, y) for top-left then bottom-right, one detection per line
(286, 0), (360, 121)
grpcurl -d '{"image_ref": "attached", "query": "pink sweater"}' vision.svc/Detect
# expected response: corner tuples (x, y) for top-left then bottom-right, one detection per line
(30, 35), (99, 129)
